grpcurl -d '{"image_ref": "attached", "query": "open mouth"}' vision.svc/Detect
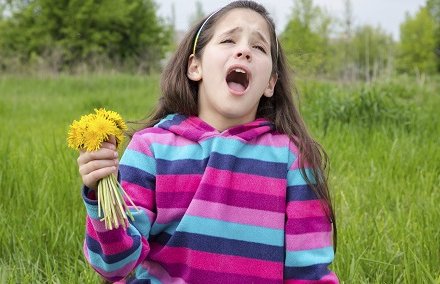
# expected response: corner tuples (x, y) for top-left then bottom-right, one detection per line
(226, 68), (249, 93)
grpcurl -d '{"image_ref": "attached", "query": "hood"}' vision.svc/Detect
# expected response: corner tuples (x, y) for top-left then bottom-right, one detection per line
(156, 114), (275, 142)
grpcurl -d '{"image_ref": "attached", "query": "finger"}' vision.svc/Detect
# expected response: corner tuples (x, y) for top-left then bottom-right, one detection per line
(101, 140), (116, 150)
(82, 166), (118, 190)
(77, 148), (118, 166)
(79, 158), (119, 177)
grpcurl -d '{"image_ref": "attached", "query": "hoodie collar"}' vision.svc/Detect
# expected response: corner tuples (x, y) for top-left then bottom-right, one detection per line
(156, 114), (275, 142)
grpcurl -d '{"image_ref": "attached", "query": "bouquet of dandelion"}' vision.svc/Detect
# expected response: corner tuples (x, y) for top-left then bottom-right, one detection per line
(67, 108), (139, 230)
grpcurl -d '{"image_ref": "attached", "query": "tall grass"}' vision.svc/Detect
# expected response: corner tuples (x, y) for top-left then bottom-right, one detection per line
(0, 74), (439, 283)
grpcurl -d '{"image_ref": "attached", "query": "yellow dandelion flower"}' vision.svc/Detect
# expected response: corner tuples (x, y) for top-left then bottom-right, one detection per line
(114, 129), (125, 149)
(67, 120), (85, 150)
(95, 108), (127, 130)
(66, 109), (138, 230)
(83, 115), (116, 151)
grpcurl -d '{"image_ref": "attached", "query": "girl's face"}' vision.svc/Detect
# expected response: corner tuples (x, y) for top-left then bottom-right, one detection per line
(187, 8), (277, 132)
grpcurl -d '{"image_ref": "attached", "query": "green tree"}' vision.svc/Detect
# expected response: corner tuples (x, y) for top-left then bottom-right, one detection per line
(280, 0), (334, 77)
(189, 1), (205, 28)
(396, 6), (438, 74)
(427, 0), (440, 70)
(350, 25), (394, 81)
(0, 0), (172, 73)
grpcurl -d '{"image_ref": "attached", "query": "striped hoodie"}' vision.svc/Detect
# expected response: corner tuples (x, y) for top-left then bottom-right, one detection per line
(82, 113), (339, 284)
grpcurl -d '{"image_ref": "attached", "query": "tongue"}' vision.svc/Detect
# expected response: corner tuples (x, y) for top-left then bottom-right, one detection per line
(228, 82), (246, 92)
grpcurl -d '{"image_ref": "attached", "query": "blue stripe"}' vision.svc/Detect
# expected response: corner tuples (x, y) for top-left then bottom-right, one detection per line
(86, 227), (142, 266)
(156, 113), (185, 129)
(150, 220), (180, 236)
(284, 263), (332, 280)
(156, 158), (208, 175)
(130, 208), (153, 237)
(119, 165), (155, 190)
(285, 247), (335, 267)
(151, 138), (288, 163)
(159, 231), (284, 262)
(287, 168), (315, 186)
(208, 152), (286, 178)
(176, 215), (283, 246)
(287, 184), (318, 201)
(151, 143), (207, 160)
(87, 244), (143, 272)
(121, 148), (156, 176)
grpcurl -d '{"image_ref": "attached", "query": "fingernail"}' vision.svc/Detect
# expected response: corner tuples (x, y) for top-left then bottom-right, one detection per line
(114, 152), (118, 158)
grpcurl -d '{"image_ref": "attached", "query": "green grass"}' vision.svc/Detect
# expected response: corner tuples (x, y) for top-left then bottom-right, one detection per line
(0, 74), (439, 283)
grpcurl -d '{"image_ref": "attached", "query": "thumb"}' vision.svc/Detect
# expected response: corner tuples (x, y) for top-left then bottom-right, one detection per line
(108, 135), (117, 146)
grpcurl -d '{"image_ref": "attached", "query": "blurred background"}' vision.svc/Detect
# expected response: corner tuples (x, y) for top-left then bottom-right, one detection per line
(1, 1), (439, 283)
(0, 0), (438, 79)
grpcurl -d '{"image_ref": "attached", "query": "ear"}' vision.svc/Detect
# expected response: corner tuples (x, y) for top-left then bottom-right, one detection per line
(264, 73), (278, 97)
(187, 54), (202, 82)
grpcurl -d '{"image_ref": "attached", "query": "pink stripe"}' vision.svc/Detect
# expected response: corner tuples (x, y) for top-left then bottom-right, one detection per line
(151, 246), (282, 279)
(187, 199), (284, 229)
(156, 174), (202, 192)
(149, 131), (197, 147)
(128, 138), (154, 157)
(87, 214), (129, 234)
(246, 131), (289, 147)
(142, 260), (190, 284)
(287, 200), (328, 219)
(83, 242), (134, 281)
(156, 207), (187, 224)
(86, 218), (134, 255)
(289, 142), (312, 169)
(286, 231), (333, 251)
(197, 183), (285, 212)
(284, 272), (339, 283)
(121, 182), (155, 210)
(203, 168), (286, 196)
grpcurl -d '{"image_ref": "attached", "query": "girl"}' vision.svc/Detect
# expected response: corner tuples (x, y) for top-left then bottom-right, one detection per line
(77, 1), (339, 283)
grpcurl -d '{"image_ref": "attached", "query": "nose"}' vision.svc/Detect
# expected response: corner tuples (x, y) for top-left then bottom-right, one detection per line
(235, 45), (252, 61)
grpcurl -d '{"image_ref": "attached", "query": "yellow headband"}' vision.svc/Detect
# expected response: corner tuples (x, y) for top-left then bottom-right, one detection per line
(193, 10), (220, 55)
(192, 9), (279, 59)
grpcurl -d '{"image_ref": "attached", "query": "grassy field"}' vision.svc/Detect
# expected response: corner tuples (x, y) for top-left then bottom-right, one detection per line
(0, 74), (439, 283)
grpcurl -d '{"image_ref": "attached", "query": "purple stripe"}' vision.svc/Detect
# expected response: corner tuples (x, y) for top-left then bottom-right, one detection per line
(195, 183), (285, 212)
(156, 191), (196, 208)
(286, 216), (332, 235)
(287, 184), (318, 201)
(284, 263), (332, 280)
(208, 152), (286, 178)
(164, 262), (281, 284)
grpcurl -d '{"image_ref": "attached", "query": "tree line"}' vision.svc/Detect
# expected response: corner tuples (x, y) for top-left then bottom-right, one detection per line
(0, 0), (439, 79)
(0, 0), (173, 74)
(280, 0), (440, 81)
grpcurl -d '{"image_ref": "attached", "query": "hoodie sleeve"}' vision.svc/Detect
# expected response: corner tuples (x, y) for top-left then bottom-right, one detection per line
(283, 142), (339, 283)
(82, 132), (156, 282)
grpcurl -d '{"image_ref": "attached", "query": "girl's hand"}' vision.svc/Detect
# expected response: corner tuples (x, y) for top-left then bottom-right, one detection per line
(77, 135), (119, 190)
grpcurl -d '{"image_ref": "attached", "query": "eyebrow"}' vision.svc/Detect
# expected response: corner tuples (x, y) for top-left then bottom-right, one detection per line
(219, 27), (270, 46)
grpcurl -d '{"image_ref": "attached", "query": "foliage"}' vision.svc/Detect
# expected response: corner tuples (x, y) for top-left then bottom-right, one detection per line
(350, 25), (394, 81)
(280, 0), (395, 81)
(188, 0), (205, 28)
(280, 0), (335, 77)
(0, 74), (439, 283)
(0, 0), (173, 73)
(396, 6), (438, 75)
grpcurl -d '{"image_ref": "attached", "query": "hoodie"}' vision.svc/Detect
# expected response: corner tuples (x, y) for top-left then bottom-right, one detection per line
(82, 114), (338, 284)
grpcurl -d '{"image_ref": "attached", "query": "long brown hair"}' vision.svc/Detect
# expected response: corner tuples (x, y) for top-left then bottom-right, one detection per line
(131, 0), (336, 250)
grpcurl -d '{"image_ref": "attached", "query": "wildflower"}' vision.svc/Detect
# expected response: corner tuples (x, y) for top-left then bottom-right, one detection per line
(67, 108), (139, 230)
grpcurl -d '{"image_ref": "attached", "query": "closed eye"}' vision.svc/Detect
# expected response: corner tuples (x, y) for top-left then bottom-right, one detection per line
(253, 45), (267, 53)
(221, 39), (235, 44)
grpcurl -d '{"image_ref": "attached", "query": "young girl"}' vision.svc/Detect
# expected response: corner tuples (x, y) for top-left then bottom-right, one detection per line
(77, 1), (339, 283)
